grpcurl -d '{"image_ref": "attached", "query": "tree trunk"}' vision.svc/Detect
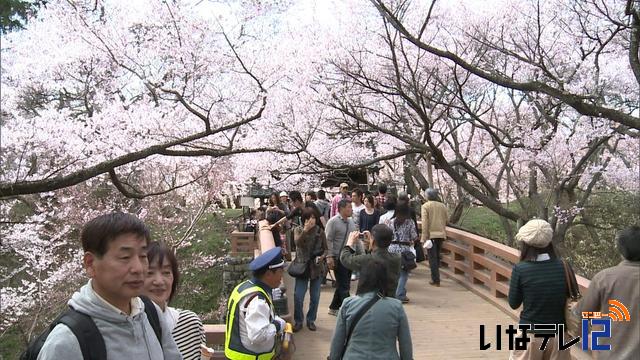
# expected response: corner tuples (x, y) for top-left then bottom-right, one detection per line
(403, 156), (419, 197)
(499, 216), (515, 245)
(449, 200), (465, 224)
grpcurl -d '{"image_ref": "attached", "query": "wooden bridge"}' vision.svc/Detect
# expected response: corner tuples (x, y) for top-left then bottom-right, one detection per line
(207, 226), (592, 359)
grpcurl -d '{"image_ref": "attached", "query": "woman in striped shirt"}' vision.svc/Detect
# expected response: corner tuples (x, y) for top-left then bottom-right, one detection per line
(143, 241), (208, 360)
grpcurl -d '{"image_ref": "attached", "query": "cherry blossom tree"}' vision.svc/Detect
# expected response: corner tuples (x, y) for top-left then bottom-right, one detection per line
(0, 0), (310, 347)
(299, 0), (640, 244)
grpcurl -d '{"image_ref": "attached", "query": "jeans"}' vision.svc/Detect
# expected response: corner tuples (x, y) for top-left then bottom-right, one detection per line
(396, 269), (409, 300)
(294, 276), (322, 324)
(427, 238), (444, 283)
(329, 258), (352, 310)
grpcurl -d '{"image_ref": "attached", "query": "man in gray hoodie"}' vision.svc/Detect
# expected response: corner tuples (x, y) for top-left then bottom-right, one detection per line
(37, 212), (182, 360)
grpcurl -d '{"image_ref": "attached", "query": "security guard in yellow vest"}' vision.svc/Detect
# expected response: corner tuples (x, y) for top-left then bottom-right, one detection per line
(225, 247), (287, 360)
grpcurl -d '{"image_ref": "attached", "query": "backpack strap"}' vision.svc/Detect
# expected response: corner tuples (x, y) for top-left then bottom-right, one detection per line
(340, 293), (382, 358)
(139, 295), (163, 346)
(60, 307), (107, 360)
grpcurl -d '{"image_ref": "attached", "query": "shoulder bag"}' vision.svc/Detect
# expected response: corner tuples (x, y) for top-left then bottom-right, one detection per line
(401, 250), (417, 271)
(561, 260), (581, 337)
(339, 293), (382, 359)
(392, 223), (417, 271)
(288, 253), (309, 278)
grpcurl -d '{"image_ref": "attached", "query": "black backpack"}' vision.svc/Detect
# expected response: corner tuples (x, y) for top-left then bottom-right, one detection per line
(20, 296), (162, 360)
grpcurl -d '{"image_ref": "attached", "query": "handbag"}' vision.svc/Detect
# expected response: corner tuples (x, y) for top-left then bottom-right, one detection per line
(401, 250), (417, 271)
(287, 257), (309, 278)
(561, 260), (581, 337)
(414, 241), (426, 263)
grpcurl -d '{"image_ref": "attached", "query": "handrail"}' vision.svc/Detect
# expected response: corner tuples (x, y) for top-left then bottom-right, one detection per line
(440, 226), (591, 320)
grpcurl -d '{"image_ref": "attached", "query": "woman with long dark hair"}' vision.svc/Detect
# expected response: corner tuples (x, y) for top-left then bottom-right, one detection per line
(508, 219), (570, 360)
(328, 259), (412, 359)
(387, 203), (418, 303)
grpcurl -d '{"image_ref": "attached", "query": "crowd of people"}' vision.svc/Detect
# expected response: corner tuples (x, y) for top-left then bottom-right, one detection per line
(25, 182), (639, 360)
(237, 182), (450, 360)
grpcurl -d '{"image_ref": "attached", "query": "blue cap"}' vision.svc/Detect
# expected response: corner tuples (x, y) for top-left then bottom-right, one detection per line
(249, 247), (286, 271)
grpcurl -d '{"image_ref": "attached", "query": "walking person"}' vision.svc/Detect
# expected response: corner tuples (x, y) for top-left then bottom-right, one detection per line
(374, 184), (388, 213)
(359, 194), (381, 234)
(508, 219), (571, 360)
(292, 208), (328, 332)
(305, 190), (317, 202)
(387, 204), (418, 303)
(330, 183), (351, 218)
(378, 195), (397, 226)
(315, 189), (331, 226)
(421, 188), (448, 287)
(350, 188), (366, 281)
(326, 199), (357, 316)
(351, 188), (366, 228)
(328, 259), (413, 360)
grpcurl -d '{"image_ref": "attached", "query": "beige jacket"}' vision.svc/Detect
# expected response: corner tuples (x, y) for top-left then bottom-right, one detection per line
(579, 260), (639, 360)
(420, 200), (448, 242)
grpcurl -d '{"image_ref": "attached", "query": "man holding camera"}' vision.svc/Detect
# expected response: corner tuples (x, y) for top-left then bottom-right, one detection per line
(339, 224), (402, 297)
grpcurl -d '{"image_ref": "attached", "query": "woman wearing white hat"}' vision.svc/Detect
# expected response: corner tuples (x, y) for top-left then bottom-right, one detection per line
(508, 219), (572, 360)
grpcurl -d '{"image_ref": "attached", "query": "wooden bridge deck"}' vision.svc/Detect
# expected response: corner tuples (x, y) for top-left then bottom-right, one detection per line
(286, 263), (513, 359)
(222, 227), (592, 359)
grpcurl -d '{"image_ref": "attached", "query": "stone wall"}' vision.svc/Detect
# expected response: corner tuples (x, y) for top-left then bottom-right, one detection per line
(222, 256), (254, 297)
(219, 256), (253, 323)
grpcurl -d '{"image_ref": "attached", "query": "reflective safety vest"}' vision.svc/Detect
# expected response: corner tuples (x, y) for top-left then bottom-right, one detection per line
(225, 280), (276, 360)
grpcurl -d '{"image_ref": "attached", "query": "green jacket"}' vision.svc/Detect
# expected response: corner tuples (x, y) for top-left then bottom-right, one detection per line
(329, 292), (413, 360)
(340, 246), (401, 297)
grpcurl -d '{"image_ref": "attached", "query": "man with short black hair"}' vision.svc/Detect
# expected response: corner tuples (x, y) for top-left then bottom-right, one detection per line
(351, 188), (365, 228)
(340, 224), (402, 297)
(37, 212), (181, 360)
(325, 199), (357, 315)
(579, 226), (640, 360)
(288, 190), (304, 219)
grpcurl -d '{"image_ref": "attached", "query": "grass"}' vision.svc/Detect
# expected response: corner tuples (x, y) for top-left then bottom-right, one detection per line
(171, 209), (242, 319)
(456, 206), (513, 243)
(0, 327), (24, 360)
